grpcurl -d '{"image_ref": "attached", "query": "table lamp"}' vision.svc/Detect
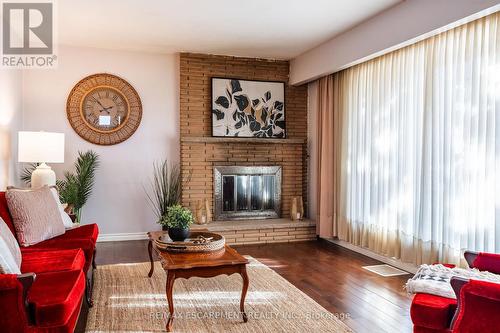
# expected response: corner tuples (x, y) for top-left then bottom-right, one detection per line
(18, 131), (65, 188)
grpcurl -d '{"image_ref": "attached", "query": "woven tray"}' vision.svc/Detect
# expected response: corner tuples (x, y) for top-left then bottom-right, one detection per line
(154, 231), (225, 253)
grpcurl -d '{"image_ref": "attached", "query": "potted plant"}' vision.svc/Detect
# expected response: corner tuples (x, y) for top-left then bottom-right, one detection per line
(57, 151), (99, 224)
(145, 160), (183, 231)
(21, 150), (99, 224)
(161, 204), (193, 241)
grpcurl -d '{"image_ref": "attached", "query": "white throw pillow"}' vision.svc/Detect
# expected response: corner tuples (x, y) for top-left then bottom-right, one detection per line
(49, 187), (74, 228)
(0, 217), (21, 274)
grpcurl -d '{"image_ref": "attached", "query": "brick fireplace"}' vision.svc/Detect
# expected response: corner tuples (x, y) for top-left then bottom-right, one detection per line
(180, 53), (315, 244)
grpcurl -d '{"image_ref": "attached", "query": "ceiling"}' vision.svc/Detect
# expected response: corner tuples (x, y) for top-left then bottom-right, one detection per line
(58, 0), (401, 59)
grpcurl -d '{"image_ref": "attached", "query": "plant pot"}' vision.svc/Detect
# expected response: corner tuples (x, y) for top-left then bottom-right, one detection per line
(162, 225), (168, 231)
(168, 227), (190, 241)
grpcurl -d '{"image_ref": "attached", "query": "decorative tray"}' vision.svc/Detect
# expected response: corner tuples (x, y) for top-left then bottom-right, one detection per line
(154, 231), (225, 253)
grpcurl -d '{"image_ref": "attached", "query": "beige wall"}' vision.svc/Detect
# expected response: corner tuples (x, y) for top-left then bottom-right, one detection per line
(0, 69), (23, 190)
(21, 46), (180, 236)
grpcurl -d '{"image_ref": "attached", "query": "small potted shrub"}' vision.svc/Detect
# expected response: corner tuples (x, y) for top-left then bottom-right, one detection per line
(161, 204), (193, 241)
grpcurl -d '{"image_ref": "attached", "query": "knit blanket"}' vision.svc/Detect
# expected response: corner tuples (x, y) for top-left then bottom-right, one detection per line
(405, 264), (500, 299)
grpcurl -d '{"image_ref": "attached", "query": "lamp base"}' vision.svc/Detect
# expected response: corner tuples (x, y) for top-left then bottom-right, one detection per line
(31, 163), (56, 188)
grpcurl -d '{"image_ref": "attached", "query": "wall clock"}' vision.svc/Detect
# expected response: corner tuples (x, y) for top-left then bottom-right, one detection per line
(66, 73), (142, 145)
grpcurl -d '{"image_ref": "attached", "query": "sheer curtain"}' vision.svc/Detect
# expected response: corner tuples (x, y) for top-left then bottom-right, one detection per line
(316, 12), (499, 266)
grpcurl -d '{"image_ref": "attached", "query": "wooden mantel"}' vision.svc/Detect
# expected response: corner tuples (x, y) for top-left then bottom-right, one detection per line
(180, 136), (306, 144)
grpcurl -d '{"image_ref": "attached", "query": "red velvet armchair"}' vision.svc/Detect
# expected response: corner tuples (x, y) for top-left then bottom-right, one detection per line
(0, 192), (99, 332)
(410, 251), (500, 333)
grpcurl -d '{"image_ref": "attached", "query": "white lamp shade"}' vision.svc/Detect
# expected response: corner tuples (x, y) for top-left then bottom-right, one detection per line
(18, 131), (65, 163)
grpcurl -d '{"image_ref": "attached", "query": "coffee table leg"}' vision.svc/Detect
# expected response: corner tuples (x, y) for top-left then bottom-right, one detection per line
(240, 265), (249, 323)
(166, 271), (176, 332)
(148, 239), (154, 278)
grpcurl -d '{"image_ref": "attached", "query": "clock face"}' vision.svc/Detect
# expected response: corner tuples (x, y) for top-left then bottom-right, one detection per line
(67, 73), (142, 145)
(82, 87), (129, 132)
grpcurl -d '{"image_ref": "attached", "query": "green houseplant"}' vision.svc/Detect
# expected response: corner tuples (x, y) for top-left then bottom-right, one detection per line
(56, 150), (99, 223)
(161, 204), (193, 241)
(20, 163), (39, 185)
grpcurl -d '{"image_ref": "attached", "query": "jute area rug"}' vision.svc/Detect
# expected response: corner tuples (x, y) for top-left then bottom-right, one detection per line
(86, 257), (352, 332)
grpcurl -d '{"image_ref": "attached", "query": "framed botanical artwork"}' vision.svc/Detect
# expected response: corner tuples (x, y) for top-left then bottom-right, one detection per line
(211, 78), (285, 138)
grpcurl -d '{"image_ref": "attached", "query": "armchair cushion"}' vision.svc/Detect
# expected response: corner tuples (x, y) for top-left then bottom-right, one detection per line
(22, 237), (95, 272)
(19, 223), (98, 274)
(28, 269), (85, 327)
(410, 293), (457, 330)
(472, 252), (500, 275)
(21, 249), (85, 274)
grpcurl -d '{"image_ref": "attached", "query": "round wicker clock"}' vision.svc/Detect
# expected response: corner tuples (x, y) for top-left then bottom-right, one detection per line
(66, 73), (142, 145)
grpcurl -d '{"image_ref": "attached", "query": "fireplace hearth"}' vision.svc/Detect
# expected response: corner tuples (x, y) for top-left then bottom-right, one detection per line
(214, 166), (282, 220)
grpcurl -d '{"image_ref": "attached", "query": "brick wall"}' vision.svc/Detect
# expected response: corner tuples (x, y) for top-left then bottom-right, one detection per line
(180, 53), (308, 218)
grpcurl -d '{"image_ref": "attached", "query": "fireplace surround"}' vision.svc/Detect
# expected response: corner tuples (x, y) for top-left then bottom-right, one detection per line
(214, 166), (282, 220)
(180, 53), (308, 223)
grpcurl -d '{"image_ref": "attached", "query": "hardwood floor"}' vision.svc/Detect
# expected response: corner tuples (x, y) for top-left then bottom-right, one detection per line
(77, 239), (414, 333)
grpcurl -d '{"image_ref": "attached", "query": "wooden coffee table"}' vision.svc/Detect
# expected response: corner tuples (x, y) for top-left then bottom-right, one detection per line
(147, 231), (250, 332)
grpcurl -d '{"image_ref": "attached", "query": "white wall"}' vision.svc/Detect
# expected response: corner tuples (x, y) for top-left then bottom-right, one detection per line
(290, 0), (500, 85)
(22, 46), (179, 236)
(0, 69), (23, 190)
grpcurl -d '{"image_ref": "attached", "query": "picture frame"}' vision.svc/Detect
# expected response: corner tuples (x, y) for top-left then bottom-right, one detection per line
(211, 77), (286, 138)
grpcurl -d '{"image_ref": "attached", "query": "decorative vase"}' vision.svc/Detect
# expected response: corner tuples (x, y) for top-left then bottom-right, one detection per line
(195, 200), (206, 224)
(168, 227), (190, 241)
(297, 196), (304, 220)
(195, 199), (212, 225)
(205, 199), (212, 223)
(290, 197), (298, 221)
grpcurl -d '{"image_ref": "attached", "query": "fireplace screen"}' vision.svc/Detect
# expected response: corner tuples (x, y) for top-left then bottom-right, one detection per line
(214, 166), (281, 220)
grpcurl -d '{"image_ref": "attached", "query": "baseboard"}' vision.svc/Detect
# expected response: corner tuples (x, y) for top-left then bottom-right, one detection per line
(97, 232), (149, 242)
(324, 238), (418, 274)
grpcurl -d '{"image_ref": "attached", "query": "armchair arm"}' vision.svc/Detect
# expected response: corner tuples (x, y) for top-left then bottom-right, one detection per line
(17, 273), (36, 325)
(0, 273), (36, 330)
(449, 276), (469, 328)
(451, 276), (469, 296)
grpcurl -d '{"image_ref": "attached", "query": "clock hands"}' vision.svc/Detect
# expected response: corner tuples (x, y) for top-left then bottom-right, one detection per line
(100, 106), (113, 114)
(92, 98), (114, 114)
(93, 97), (113, 114)
(93, 98), (106, 109)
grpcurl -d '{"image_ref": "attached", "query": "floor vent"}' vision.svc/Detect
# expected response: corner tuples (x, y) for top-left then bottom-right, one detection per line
(362, 264), (409, 277)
